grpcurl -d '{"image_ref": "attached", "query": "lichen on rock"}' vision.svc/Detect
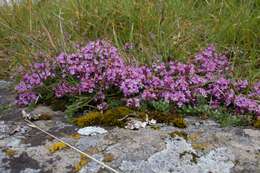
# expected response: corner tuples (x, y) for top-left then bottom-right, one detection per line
(74, 154), (90, 172)
(3, 148), (16, 157)
(48, 142), (68, 153)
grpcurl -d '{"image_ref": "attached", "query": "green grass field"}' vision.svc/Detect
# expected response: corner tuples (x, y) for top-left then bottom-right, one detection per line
(0, 0), (259, 81)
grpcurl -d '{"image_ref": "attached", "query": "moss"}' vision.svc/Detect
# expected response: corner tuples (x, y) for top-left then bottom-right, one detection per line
(3, 148), (16, 157)
(48, 142), (68, 153)
(169, 131), (188, 140)
(253, 119), (260, 128)
(73, 111), (102, 127)
(74, 154), (90, 172)
(73, 107), (186, 128)
(103, 153), (114, 162)
(73, 107), (133, 127)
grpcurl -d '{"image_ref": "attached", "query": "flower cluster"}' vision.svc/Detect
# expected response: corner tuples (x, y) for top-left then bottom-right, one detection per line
(15, 62), (54, 105)
(15, 40), (259, 118)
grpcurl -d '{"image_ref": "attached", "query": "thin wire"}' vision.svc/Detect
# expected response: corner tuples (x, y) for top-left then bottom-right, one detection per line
(24, 119), (120, 173)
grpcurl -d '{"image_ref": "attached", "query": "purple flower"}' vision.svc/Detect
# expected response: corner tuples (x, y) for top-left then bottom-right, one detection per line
(15, 41), (259, 118)
(235, 80), (248, 91)
(16, 92), (38, 106)
(97, 102), (108, 110)
(126, 97), (140, 108)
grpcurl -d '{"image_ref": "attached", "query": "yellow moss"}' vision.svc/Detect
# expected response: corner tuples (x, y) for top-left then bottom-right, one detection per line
(169, 131), (188, 140)
(73, 107), (187, 128)
(253, 119), (260, 128)
(74, 154), (90, 172)
(73, 107), (133, 127)
(48, 142), (68, 153)
(103, 153), (114, 162)
(68, 133), (81, 140)
(3, 148), (16, 157)
(73, 111), (102, 127)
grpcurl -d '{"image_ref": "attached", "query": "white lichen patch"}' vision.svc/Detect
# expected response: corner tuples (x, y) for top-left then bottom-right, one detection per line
(120, 137), (235, 173)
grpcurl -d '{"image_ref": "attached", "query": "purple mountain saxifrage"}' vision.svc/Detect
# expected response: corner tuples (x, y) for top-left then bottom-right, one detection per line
(15, 40), (260, 118)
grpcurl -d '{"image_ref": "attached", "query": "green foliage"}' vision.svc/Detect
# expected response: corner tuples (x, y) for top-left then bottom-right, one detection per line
(151, 100), (171, 113)
(180, 97), (250, 127)
(0, 0), (259, 81)
(106, 98), (123, 109)
(64, 95), (95, 121)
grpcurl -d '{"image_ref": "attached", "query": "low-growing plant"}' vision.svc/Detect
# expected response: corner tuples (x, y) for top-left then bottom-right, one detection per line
(180, 97), (251, 127)
(151, 100), (171, 113)
(14, 40), (259, 126)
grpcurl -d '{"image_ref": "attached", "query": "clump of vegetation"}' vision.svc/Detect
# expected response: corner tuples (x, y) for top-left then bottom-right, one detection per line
(73, 107), (133, 128)
(13, 39), (259, 128)
(150, 100), (171, 113)
(180, 97), (253, 127)
(1, 1), (258, 127)
(73, 106), (186, 128)
(169, 131), (188, 140)
(48, 142), (68, 153)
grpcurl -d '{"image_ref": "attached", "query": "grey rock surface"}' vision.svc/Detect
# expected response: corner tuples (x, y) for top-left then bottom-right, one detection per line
(0, 80), (260, 173)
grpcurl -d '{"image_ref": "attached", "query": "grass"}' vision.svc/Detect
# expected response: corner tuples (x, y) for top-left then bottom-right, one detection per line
(0, 0), (259, 81)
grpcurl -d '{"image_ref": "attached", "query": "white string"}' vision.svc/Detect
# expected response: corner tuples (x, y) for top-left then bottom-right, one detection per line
(24, 119), (120, 173)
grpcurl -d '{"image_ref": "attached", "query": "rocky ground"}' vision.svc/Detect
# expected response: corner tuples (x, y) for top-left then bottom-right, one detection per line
(0, 80), (259, 173)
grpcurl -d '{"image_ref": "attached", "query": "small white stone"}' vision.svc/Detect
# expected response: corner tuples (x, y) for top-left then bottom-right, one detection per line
(77, 126), (107, 136)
